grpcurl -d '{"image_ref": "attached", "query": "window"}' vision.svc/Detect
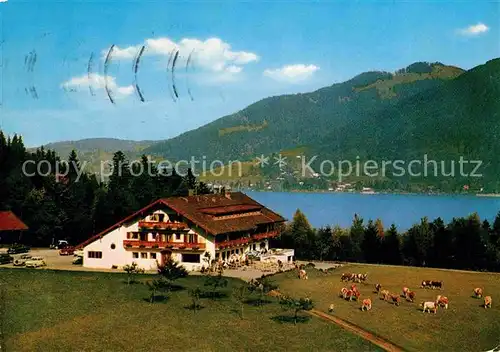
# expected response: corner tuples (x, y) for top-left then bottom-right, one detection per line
(182, 253), (200, 263)
(158, 214), (165, 222)
(150, 253), (157, 259)
(141, 252), (148, 259)
(110, 243), (116, 250)
(132, 252), (139, 259)
(88, 251), (102, 259)
(175, 234), (181, 240)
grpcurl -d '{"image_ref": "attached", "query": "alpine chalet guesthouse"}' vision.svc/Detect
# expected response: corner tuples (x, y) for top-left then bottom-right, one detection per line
(77, 192), (286, 271)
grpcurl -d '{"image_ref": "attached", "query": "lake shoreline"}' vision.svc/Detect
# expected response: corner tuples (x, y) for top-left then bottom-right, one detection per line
(243, 189), (500, 198)
(245, 191), (500, 230)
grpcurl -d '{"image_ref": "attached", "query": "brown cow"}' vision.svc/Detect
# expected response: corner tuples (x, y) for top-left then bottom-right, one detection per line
(405, 290), (416, 302)
(431, 281), (443, 289)
(402, 287), (410, 297)
(421, 280), (432, 289)
(484, 296), (492, 309)
(298, 269), (308, 280)
(361, 298), (372, 311)
(436, 295), (448, 309)
(380, 289), (390, 301)
(474, 287), (483, 298)
(390, 294), (401, 306)
(341, 273), (352, 282)
(375, 283), (382, 293)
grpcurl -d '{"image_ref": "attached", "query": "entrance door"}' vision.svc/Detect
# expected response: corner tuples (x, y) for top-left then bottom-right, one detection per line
(161, 250), (172, 265)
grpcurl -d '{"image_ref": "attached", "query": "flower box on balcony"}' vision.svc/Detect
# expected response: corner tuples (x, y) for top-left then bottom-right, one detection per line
(125, 244), (132, 248)
(165, 244), (174, 249)
(139, 245), (145, 248)
(153, 244), (159, 248)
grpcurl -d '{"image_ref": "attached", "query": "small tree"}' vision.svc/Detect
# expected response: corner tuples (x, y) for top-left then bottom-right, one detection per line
(157, 257), (188, 286)
(248, 275), (278, 306)
(204, 266), (228, 299)
(146, 278), (170, 303)
(232, 284), (248, 319)
(123, 262), (145, 285)
(279, 296), (314, 325)
(188, 287), (202, 313)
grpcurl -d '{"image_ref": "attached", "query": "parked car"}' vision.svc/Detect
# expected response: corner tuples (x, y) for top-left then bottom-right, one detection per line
(73, 249), (84, 257)
(13, 254), (32, 266)
(7, 244), (30, 254)
(0, 253), (13, 265)
(72, 256), (83, 265)
(50, 240), (69, 249)
(59, 246), (75, 256)
(25, 257), (46, 268)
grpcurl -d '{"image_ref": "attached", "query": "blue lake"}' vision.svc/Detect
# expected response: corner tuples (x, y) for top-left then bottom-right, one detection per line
(245, 191), (500, 230)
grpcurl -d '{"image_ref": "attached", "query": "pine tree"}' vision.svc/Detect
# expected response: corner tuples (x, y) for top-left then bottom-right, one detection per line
(349, 214), (365, 262)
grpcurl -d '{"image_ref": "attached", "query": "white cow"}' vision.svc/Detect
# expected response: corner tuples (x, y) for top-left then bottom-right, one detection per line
(421, 301), (438, 313)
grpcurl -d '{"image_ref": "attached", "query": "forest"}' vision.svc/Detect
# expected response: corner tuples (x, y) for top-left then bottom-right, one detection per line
(0, 130), (210, 246)
(276, 209), (500, 272)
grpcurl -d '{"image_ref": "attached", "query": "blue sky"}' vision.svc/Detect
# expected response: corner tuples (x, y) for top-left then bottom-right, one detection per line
(0, 0), (499, 147)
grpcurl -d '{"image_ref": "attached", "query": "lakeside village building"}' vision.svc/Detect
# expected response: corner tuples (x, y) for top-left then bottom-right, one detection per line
(77, 192), (293, 271)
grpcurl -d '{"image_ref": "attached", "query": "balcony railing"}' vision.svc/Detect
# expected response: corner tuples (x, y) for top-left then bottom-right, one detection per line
(138, 221), (188, 230)
(216, 237), (252, 250)
(123, 240), (205, 251)
(252, 230), (280, 241)
(215, 231), (281, 250)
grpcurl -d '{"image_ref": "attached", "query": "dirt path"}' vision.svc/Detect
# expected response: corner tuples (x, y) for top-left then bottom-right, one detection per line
(307, 309), (405, 352)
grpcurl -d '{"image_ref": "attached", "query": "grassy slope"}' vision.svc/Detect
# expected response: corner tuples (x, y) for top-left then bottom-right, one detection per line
(273, 264), (500, 352)
(0, 269), (379, 352)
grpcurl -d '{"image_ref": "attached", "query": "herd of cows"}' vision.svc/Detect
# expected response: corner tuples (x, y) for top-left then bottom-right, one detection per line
(296, 269), (493, 313)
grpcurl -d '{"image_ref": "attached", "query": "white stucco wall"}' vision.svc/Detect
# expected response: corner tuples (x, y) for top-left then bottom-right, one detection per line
(83, 210), (215, 272)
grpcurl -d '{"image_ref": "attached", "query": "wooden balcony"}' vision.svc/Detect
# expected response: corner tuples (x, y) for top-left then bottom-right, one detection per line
(138, 221), (188, 230)
(216, 237), (252, 250)
(252, 230), (280, 241)
(123, 240), (205, 251)
(215, 231), (280, 250)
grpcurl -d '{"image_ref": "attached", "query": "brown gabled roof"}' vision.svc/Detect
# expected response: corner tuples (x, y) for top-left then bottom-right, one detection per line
(0, 211), (29, 231)
(77, 192), (285, 249)
(162, 192), (285, 235)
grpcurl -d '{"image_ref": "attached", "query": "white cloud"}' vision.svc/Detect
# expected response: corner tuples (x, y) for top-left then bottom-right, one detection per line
(0, 0), (8, 3)
(101, 37), (259, 82)
(263, 64), (320, 83)
(458, 23), (489, 36)
(61, 73), (134, 98)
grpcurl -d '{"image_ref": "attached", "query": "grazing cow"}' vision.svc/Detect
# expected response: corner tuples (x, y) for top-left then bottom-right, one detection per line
(390, 294), (401, 306)
(484, 296), (492, 309)
(361, 298), (372, 311)
(405, 290), (416, 302)
(351, 284), (357, 291)
(352, 289), (361, 301)
(436, 295), (448, 309)
(474, 288), (483, 298)
(431, 281), (443, 289)
(375, 283), (382, 293)
(343, 289), (353, 301)
(421, 280), (432, 289)
(421, 301), (438, 313)
(340, 287), (349, 298)
(298, 269), (308, 280)
(402, 287), (410, 297)
(329, 303), (335, 312)
(341, 273), (352, 282)
(380, 289), (390, 301)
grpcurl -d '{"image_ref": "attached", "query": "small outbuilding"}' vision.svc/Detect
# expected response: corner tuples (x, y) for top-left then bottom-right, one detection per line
(0, 211), (29, 244)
